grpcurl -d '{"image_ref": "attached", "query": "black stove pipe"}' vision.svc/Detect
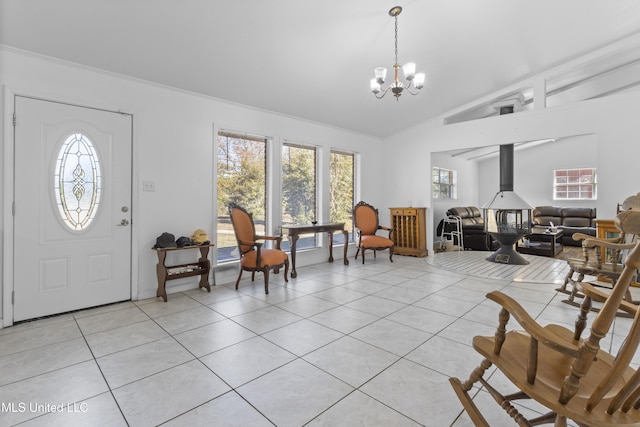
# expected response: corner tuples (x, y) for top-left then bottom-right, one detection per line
(499, 144), (514, 192)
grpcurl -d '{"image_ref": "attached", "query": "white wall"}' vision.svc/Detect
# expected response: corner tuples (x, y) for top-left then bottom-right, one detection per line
(430, 152), (479, 242)
(476, 134), (598, 209)
(382, 92), (640, 251)
(0, 47), (384, 325)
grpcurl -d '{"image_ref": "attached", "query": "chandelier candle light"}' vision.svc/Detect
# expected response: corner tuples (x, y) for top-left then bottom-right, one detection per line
(371, 6), (426, 100)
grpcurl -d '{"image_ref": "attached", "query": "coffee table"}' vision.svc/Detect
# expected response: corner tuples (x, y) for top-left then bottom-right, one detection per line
(517, 228), (563, 258)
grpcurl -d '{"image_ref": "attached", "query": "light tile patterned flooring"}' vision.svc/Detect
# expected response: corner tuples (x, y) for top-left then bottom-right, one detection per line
(0, 250), (637, 426)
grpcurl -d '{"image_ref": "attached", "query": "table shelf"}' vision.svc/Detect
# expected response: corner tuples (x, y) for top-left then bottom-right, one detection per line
(152, 244), (214, 302)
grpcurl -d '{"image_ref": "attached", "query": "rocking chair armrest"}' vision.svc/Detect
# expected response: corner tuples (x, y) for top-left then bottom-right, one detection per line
(572, 232), (602, 242)
(581, 239), (636, 251)
(486, 291), (580, 357)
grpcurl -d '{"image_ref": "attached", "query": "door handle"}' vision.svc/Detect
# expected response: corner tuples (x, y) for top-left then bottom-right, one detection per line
(117, 219), (130, 226)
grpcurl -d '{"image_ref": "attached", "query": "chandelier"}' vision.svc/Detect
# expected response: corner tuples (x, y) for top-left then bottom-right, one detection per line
(371, 6), (426, 100)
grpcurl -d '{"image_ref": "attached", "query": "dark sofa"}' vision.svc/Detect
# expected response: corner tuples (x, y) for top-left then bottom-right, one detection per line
(531, 206), (597, 246)
(445, 206), (498, 251)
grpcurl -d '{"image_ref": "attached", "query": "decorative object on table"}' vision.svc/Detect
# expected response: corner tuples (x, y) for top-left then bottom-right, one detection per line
(176, 236), (192, 247)
(228, 203), (289, 294)
(191, 229), (210, 245)
(370, 6), (425, 100)
(153, 232), (176, 248)
(353, 201), (394, 264)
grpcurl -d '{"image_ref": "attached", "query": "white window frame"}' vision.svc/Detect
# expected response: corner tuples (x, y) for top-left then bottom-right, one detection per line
(432, 167), (457, 200)
(553, 168), (597, 201)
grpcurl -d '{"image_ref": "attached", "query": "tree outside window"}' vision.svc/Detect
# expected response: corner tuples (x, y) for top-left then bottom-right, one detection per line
(216, 131), (267, 262)
(281, 142), (317, 251)
(330, 150), (355, 242)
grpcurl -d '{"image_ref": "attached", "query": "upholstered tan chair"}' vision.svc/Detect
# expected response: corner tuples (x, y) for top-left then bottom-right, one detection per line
(353, 201), (394, 264)
(450, 208), (640, 427)
(228, 203), (289, 293)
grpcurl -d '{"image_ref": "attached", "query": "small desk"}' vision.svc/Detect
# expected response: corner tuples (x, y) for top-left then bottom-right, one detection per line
(281, 223), (349, 278)
(152, 244), (214, 302)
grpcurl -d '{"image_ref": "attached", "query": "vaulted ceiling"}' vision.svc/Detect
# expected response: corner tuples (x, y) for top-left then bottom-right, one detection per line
(2, 0), (640, 138)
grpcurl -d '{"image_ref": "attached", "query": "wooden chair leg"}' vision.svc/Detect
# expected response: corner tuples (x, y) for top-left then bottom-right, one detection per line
(361, 248), (366, 264)
(284, 260), (289, 283)
(449, 377), (490, 427)
(449, 359), (493, 427)
(556, 267), (575, 294)
(355, 248), (360, 260)
(389, 248), (394, 262)
(263, 269), (269, 294)
(235, 268), (243, 289)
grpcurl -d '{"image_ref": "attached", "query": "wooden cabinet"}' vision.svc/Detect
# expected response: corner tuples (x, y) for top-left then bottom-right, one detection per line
(595, 219), (619, 263)
(390, 207), (428, 257)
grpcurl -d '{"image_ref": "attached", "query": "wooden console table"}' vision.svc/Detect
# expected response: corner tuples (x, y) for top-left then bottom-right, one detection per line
(281, 223), (349, 278)
(152, 244), (214, 302)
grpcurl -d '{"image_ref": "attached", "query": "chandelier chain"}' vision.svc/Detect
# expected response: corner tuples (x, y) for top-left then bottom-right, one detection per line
(394, 15), (399, 66)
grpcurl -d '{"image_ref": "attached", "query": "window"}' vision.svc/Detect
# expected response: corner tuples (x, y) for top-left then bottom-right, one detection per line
(432, 167), (457, 199)
(553, 168), (597, 200)
(281, 142), (317, 251)
(54, 133), (102, 231)
(216, 131), (267, 262)
(329, 150), (355, 242)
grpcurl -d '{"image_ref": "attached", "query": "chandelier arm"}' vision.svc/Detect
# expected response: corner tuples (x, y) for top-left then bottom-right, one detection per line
(404, 81), (421, 95)
(374, 87), (390, 99)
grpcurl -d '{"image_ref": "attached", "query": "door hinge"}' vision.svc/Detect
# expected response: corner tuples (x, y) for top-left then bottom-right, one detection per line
(12, 202), (15, 216)
(13, 112), (16, 127)
(12, 291), (15, 305)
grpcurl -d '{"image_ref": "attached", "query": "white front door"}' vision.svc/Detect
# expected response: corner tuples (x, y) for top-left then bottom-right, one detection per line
(12, 96), (132, 322)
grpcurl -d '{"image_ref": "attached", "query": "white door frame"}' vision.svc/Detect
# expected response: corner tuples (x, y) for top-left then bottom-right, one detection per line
(2, 87), (139, 328)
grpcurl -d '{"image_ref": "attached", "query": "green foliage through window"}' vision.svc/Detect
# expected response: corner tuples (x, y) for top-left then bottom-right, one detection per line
(330, 151), (355, 241)
(282, 143), (316, 225)
(217, 131), (267, 261)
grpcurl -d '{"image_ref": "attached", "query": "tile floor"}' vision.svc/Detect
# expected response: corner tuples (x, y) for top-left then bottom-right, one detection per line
(0, 251), (637, 426)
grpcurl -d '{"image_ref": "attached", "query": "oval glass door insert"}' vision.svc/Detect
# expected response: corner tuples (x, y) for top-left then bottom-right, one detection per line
(54, 133), (102, 231)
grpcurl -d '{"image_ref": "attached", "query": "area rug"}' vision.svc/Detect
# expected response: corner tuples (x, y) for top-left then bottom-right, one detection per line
(428, 250), (571, 284)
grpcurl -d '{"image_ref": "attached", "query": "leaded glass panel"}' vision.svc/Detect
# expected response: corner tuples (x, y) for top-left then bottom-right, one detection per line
(54, 133), (102, 231)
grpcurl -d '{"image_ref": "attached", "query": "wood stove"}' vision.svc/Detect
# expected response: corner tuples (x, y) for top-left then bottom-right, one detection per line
(482, 144), (532, 264)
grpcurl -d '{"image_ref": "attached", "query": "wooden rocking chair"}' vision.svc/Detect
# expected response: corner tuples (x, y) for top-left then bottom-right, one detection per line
(450, 207), (640, 426)
(560, 232), (638, 309)
(558, 193), (640, 311)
